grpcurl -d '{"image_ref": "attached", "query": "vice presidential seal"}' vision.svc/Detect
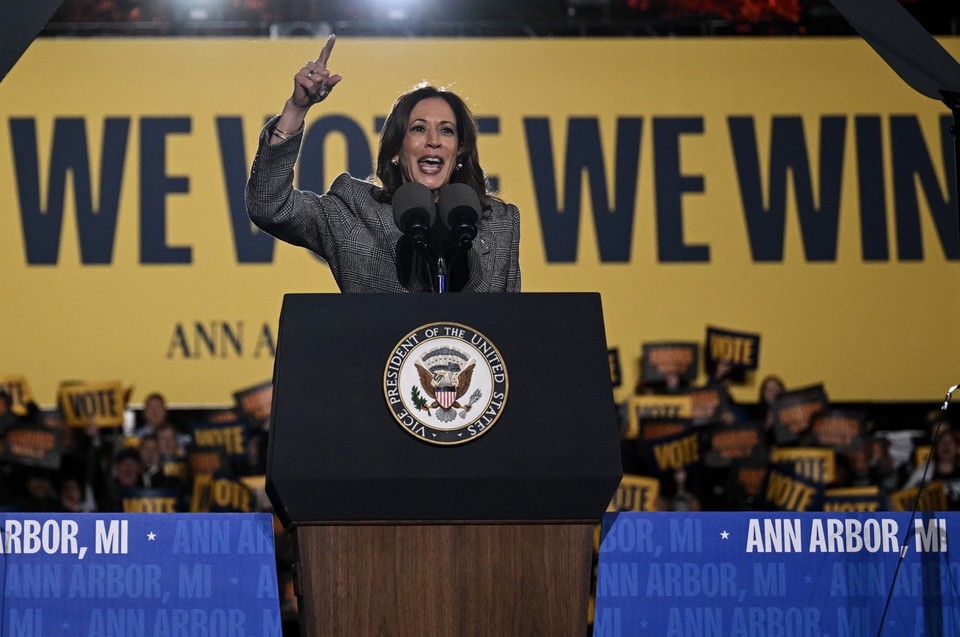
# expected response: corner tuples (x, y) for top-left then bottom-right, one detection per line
(384, 322), (508, 445)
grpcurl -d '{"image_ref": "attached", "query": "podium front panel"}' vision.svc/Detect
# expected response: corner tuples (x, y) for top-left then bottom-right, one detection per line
(266, 293), (622, 523)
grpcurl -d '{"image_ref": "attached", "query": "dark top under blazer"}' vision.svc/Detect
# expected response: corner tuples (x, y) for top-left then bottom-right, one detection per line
(245, 119), (521, 293)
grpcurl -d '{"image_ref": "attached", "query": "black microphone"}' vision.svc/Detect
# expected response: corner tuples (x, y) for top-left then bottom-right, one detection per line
(392, 182), (436, 252)
(437, 184), (479, 250)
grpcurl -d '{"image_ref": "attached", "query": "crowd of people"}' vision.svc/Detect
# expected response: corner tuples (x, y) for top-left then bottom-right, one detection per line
(0, 371), (955, 518)
(615, 361), (959, 514)
(0, 391), (269, 514)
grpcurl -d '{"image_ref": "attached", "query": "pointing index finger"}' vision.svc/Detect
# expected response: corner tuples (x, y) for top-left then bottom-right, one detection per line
(316, 34), (336, 67)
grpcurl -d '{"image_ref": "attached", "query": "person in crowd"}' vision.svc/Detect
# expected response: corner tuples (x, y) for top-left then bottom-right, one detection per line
(131, 392), (192, 452)
(114, 446), (145, 484)
(94, 447), (145, 512)
(18, 469), (65, 512)
(132, 392), (170, 437)
(867, 435), (908, 495)
(757, 375), (785, 430)
(235, 426), (268, 476)
(139, 433), (171, 488)
(58, 475), (92, 512)
(903, 421), (960, 511)
(155, 422), (185, 458)
(246, 35), (521, 293)
(659, 468), (701, 512)
(152, 422), (190, 489)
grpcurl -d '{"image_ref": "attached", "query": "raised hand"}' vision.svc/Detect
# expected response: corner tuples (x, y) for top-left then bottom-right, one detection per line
(291, 34), (343, 109)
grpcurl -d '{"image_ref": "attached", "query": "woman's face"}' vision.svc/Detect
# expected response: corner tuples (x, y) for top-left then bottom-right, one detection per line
(935, 431), (958, 462)
(116, 458), (142, 487)
(762, 378), (784, 405)
(144, 397), (167, 428)
(140, 438), (160, 468)
(397, 97), (459, 192)
(157, 428), (177, 456)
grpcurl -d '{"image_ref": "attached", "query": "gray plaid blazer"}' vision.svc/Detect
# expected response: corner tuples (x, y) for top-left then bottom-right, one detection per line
(246, 121), (521, 293)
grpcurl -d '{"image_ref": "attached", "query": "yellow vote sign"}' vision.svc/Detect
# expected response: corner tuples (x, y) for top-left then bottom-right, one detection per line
(822, 486), (882, 512)
(626, 395), (693, 438)
(58, 381), (128, 428)
(890, 483), (948, 512)
(608, 474), (661, 512)
(706, 326), (760, 370)
(771, 447), (836, 484)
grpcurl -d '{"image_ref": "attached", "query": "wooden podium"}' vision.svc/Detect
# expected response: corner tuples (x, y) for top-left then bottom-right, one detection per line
(265, 293), (622, 637)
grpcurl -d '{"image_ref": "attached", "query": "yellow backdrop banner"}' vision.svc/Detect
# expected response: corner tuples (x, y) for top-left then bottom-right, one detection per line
(1, 38), (957, 406)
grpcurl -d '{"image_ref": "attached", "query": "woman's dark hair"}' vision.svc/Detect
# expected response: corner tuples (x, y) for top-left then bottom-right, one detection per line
(375, 83), (490, 204)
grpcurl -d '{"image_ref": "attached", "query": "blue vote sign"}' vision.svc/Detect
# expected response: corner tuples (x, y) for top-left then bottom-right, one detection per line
(1, 513), (281, 637)
(596, 512), (960, 637)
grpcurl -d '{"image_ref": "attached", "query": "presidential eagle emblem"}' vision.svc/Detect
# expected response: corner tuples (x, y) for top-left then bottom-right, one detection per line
(384, 323), (508, 446)
(414, 348), (477, 422)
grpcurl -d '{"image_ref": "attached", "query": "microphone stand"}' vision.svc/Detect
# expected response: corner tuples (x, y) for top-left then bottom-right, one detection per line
(429, 238), (474, 294)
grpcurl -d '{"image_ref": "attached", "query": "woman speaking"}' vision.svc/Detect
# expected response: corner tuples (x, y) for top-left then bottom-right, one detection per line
(246, 35), (521, 293)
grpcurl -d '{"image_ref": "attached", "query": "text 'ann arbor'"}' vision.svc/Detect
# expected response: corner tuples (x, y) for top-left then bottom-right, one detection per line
(166, 321), (276, 359)
(6, 113), (955, 265)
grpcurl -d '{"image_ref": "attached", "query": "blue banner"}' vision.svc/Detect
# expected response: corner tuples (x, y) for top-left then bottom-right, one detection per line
(596, 512), (960, 637)
(1, 513), (281, 636)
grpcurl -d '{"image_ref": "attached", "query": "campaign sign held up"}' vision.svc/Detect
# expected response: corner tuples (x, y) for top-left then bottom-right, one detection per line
(1, 513), (281, 636)
(596, 512), (960, 637)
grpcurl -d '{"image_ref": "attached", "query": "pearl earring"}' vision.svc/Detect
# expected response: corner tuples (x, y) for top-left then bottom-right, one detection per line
(455, 162), (463, 171)
(391, 157), (399, 166)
